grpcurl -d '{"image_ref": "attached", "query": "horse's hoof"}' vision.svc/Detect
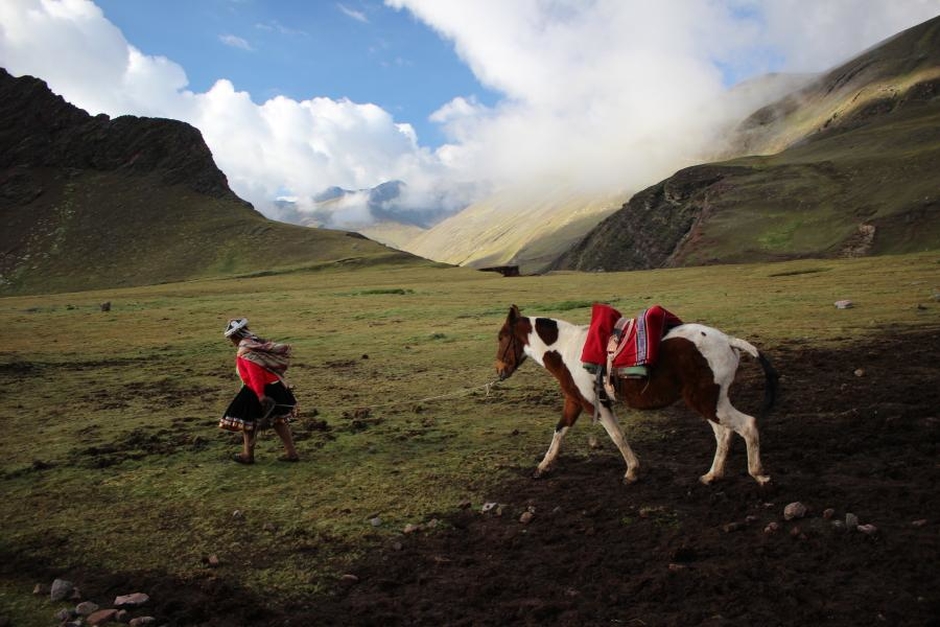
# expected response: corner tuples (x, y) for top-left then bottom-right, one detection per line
(532, 468), (545, 479)
(753, 474), (772, 486)
(623, 471), (639, 484)
(699, 473), (718, 485)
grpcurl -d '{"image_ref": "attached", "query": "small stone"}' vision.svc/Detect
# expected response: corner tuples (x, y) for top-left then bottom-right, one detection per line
(481, 502), (498, 513)
(76, 601), (99, 616)
(912, 519), (928, 527)
(232, 510), (244, 519)
(50, 578), (74, 602)
(427, 518), (440, 529)
(722, 522), (744, 533)
(54, 608), (74, 622)
(114, 592), (149, 607)
(831, 520), (846, 531)
(834, 299), (854, 309)
(519, 511), (535, 525)
(369, 516), (382, 527)
(33, 583), (48, 595)
(667, 563), (686, 573)
(854, 368), (865, 377)
(87, 608), (119, 626)
(845, 513), (859, 530)
(823, 508), (836, 519)
(207, 554), (221, 567)
(763, 522), (780, 534)
(857, 523), (878, 536)
(129, 617), (157, 627)
(784, 502), (808, 521)
(340, 574), (360, 585)
(745, 515), (759, 524)
(403, 523), (422, 534)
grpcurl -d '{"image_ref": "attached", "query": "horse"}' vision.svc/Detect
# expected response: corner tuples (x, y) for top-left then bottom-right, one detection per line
(494, 304), (778, 485)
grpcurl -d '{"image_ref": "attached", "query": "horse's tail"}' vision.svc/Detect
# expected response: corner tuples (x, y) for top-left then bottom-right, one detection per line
(729, 337), (779, 418)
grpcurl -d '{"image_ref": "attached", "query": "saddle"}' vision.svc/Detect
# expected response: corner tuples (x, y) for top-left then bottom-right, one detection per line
(581, 304), (682, 401)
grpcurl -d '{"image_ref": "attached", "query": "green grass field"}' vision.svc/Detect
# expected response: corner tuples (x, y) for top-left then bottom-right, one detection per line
(1, 252), (938, 623)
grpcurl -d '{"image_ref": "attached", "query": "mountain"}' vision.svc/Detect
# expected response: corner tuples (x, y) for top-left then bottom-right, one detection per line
(551, 15), (940, 271)
(402, 183), (628, 273)
(0, 69), (424, 295)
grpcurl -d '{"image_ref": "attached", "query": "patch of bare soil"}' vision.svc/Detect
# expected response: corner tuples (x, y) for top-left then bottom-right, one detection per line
(6, 328), (938, 626)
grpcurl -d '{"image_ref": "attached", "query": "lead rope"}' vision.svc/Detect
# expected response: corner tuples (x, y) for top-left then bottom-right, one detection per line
(353, 378), (502, 413)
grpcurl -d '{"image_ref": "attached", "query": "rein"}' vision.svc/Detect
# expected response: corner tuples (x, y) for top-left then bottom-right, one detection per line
(356, 378), (502, 413)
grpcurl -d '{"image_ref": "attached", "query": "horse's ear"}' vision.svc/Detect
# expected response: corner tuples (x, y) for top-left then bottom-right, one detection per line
(508, 304), (521, 321)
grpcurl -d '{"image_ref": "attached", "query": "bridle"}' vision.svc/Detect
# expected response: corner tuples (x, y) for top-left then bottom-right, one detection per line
(498, 322), (526, 379)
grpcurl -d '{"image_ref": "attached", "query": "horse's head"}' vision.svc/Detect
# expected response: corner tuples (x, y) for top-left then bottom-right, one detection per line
(495, 304), (530, 380)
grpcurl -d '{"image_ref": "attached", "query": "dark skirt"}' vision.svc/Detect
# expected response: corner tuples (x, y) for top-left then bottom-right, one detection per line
(219, 382), (297, 433)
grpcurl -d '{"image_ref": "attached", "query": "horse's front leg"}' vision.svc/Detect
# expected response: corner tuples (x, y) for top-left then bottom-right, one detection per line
(534, 395), (581, 478)
(595, 403), (640, 483)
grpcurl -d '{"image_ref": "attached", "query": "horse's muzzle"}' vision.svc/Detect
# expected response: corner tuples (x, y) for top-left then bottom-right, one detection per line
(495, 362), (513, 381)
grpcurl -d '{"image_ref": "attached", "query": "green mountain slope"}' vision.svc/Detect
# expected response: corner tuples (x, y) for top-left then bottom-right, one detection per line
(0, 70), (425, 294)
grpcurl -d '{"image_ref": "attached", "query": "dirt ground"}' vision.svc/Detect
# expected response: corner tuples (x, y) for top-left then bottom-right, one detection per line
(8, 326), (940, 626)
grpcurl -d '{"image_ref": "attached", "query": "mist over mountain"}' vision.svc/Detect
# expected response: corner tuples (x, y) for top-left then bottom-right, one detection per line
(551, 16), (940, 272)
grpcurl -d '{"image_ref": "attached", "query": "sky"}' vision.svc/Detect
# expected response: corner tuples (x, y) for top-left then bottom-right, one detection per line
(1, 0), (939, 229)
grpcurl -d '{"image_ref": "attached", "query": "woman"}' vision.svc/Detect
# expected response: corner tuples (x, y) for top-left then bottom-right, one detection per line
(219, 318), (299, 464)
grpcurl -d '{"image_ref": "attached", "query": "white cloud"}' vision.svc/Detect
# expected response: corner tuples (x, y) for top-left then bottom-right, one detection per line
(1, 0), (938, 227)
(218, 34), (253, 51)
(337, 3), (369, 24)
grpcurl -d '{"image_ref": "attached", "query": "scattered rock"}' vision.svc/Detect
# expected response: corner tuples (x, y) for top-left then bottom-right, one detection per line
(231, 509), (244, 520)
(114, 592), (149, 607)
(722, 521), (745, 533)
(75, 601), (99, 615)
(50, 578), (74, 602)
(481, 502), (498, 514)
(912, 519), (928, 527)
(340, 574), (360, 585)
(369, 516), (382, 527)
(784, 502), (808, 521)
(845, 513), (859, 530)
(857, 523), (878, 536)
(519, 510), (535, 525)
(206, 554), (221, 568)
(86, 608), (119, 626)
(834, 300), (854, 309)
(129, 617), (157, 627)
(54, 608), (74, 622)
(823, 508), (836, 519)
(33, 583), (48, 595)
(403, 523), (422, 534)
(854, 368), (865, 377)
(763, 522), (780, 534)
(667, 563), (687, 573)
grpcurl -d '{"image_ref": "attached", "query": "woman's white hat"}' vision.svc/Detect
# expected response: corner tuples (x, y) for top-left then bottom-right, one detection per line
(224, 318), (249, 337)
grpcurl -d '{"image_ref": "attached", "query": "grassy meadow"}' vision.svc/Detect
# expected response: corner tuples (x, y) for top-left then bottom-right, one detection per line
(1, 252), (938, 622)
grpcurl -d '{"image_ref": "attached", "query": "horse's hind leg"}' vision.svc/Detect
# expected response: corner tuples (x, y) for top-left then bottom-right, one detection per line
(700, 421), (733, 484)
(595, 404), (640, 483)
(717, 396), (770, 485)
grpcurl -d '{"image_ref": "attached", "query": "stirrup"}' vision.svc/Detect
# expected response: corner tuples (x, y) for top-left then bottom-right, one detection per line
(595, 369), (609, 402)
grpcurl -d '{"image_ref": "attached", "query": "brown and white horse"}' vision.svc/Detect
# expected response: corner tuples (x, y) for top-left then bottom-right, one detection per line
(495, 305), (778, 485)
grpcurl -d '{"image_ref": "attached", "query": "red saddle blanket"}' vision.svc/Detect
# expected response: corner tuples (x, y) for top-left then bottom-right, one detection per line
(581, 303), (682, 369)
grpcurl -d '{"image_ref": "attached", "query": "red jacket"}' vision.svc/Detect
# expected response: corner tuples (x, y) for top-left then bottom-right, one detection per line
(237, 356), (279, 399)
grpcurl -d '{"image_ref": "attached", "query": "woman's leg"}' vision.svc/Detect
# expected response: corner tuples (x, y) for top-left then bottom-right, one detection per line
(238, 429), (257, 462)
(273, 422), (299, 460)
